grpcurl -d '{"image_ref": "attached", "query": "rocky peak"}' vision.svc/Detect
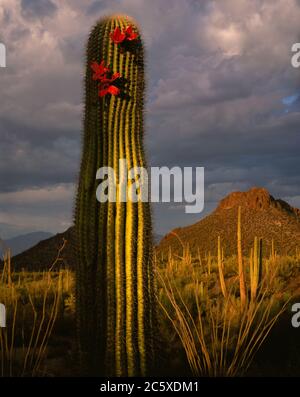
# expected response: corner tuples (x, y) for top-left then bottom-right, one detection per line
(216, 187), (300, 218)
(217, 187), (274, 210)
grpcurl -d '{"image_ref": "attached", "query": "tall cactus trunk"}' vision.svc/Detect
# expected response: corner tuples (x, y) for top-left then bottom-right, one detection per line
(237, 206), (247, 307)
(75, 15), (155, 377)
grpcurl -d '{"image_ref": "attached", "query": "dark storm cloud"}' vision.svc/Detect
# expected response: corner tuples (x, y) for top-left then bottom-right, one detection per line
(21, 0), (57, 19)
(1, 0), (300, 236)
(59, 35), (86, 64)
(0, 118), (80, 192)
(86, 0), (114, 16)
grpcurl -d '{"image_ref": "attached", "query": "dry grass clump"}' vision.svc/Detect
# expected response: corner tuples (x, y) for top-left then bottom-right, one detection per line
(0, 244), (74, 376)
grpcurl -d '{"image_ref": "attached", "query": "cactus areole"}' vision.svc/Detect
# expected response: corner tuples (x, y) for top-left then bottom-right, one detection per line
(75, 16), (155, 376)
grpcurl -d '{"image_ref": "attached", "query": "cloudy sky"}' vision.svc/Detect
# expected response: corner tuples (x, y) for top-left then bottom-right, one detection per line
(0, 0), (300, 238)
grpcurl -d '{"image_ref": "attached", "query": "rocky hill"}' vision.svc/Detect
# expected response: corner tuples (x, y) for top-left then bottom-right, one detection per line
(10, 227), (75, 271)
(8, 228), (162, 271)
(157, 187), (300, 258)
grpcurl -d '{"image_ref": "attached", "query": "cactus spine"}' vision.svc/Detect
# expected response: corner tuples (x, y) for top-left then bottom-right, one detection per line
(75, 16), (155, 376)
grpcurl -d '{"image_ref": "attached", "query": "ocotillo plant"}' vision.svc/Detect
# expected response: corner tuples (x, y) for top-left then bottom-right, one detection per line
(207, 251), (212, 276)
(75, 15), (155, 377)
(237, 206), (247, 306)
(271, 238), (276, 261)
(217, 236), (227, 297)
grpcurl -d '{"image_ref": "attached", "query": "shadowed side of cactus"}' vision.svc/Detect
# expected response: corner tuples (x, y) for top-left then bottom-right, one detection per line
(75, 15), (156, 376)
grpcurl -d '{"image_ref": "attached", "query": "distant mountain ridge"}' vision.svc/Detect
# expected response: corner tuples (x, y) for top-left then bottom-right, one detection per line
(9, 227), (162, 271)
(158, 187), (300, 257)
(0, 231), (53, 256)
(6, 187), (300, 270)
(8, 232), (54, 255)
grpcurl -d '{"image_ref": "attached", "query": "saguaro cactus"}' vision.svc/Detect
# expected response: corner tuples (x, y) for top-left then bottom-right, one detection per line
(75, 15), (155, 376)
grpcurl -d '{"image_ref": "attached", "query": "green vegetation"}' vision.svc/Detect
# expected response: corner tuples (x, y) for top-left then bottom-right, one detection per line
(156, 209), (300, 376)
(157, 247), (292, 376)
(1, 244), (300, 376)
(2, 208), (300, 377)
